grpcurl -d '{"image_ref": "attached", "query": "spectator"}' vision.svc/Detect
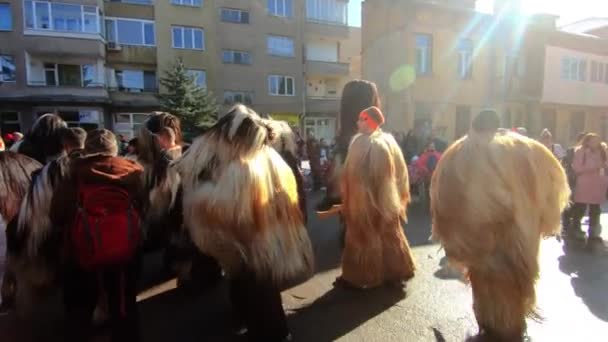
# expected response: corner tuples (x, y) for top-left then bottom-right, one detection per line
(415, 142), (442, 176)
(539, 128), (566, 159)
(12, 114), (68, 164)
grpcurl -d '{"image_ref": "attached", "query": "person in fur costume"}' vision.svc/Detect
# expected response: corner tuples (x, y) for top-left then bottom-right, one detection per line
(174, 105), (314, 341)
(0, 152), (42, 310)
(336, 107), (415, 289)
(430, 110), (570, 341)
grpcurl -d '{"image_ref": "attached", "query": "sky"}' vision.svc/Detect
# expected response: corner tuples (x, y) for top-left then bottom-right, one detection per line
(347, 0), (608, 28)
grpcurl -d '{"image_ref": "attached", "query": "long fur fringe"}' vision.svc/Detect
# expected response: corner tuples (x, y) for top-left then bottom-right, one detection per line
(174, 105), (314, 285)
(430, 130), (570, 338)
(340, 131), (415, 288)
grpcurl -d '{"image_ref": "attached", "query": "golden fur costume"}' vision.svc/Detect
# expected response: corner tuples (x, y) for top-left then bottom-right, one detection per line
(340, 131), (415, 288)
(430, 128), (570, 340)
(174, 105), (314, 285)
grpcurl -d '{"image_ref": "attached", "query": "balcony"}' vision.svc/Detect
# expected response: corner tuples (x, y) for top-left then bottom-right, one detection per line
(305, 20), (350, 39)
(105, 1), (155, 19)
(106, 45), (157, 66)
(306, 60), (349, 76)
(23, 35), (105, 58)
(17, 82), (110, 104)
(109, 90), (159, 108)
(306, 96), (340, 114)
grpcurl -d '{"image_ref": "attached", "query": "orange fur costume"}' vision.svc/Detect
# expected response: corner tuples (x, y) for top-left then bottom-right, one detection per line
(430, 121), (570, 340)
(340, 131), (415, 288)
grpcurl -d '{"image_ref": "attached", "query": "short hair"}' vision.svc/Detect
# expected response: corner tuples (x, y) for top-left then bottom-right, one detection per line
(472, 110), (500, 133)
(61, 127), (87, 149)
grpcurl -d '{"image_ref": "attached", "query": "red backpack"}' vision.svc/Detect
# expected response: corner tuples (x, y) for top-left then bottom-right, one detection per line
(71, 182), (141, 270)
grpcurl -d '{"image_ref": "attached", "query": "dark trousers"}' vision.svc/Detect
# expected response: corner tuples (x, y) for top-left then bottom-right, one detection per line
(229, 269), (288, 342)
(571, 203), (602, 238)
(63, 259), (140, 342)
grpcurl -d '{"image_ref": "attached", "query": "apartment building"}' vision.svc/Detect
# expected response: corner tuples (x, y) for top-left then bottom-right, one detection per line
(0, 0), (359, 142)
(361, 0), (608, 144)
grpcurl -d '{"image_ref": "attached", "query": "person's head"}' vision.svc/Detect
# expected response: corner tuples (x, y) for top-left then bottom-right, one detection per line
(581, 133), (602, 150)
(426, 142), (436, 152)
(340, 80), (381, 140)
(539, 128), (553, 145)
(157, 127), (176, 150)
(61, 127), (86, 153)
(127, 138), (138, 155)
(84, 129), (118, 157)
(138, 112), (182, 164)
(575, 132), (587, 145)
(357, 106), (385, 135)
(516, 127), (528, 136)
(472, 110), (500, 134)
(145, 112), (183, 145)
(20, 113), (68, 163)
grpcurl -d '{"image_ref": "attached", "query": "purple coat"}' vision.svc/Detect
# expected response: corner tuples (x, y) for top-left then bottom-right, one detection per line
(572, 148), (608, 205)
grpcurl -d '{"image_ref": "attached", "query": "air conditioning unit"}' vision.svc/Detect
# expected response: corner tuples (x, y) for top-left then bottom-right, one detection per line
(107, 42), (122, 51)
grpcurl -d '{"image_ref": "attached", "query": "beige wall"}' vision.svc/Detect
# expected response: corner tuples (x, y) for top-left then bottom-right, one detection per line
(542, 45), (608, 107)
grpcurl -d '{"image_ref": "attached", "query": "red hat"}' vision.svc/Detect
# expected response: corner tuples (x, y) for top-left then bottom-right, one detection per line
(359, 106), (385, 131)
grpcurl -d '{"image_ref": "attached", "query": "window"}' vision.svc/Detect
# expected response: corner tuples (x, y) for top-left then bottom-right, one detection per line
(0, 55), (16, 82)
(458, 39), (473, 80)
(221, 8), (249, 24)
(24, 1), (100, 34)
(115, 70), (156, 92)
(267, 0), (292, 17)
(416, 34), (432, 75)
(187, 69), (206, 88)
(172, 26), (204, 50)
(222, 50), (252, 65)
(267, 35), (294, 57)
(0, 112), (21, 134)
(105, 18), (155, 46)
(561, 57), (587, 81)
(325, 79), (338, 96)
(110, 0), (153, 5)
(41, 63), (98, 87)
(0, 3), (12, 31)
(224, 91), (253, 105)
(590, 61), (606, 83)
(171, 0), (202, 7)
(114, 113), (150, 139)
(268, 75), (294, 96)
(306, 0), (347, 25)
(591, 61), (598, 82)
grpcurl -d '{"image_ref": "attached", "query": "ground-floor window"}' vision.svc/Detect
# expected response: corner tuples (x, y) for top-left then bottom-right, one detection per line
(0, 111), (21, 134)
(113, 113), (150, 139)
(304, 117), (335, 143)
(36, 109), (102, 130)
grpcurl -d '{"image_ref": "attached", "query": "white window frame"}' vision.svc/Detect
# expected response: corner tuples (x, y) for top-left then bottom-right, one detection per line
(171, 26), (205, 50)
(268, 75), (295, 96)
(105, 17), (156, 47)
(267, 0), (292, 18)
(0, 3), (12, 31)
(114, 69), (157, 92)
(41, 63), (98, 87)
(222, 50), (252, 65)
(224, 90), (254, 105)
(23, 1), (101, 34)
(416, 34), (432, 75)
(220, 8), (249, 24)
(306, 0), (348, 25)
(561, 57), (587, 82)
(457, 39), (473, 80)
(267, 35), (295, 57)
(0, 55), (16, 82)
(171, 0), (201, 7)
(113, 0), (153, 5)
(187, 69), (207, 89)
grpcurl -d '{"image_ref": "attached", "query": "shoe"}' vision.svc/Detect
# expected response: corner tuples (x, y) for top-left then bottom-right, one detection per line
(332, 276), (362, 290)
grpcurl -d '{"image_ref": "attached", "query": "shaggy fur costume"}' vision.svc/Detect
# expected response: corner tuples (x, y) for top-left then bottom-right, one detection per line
(430, 128), (570, 340)
(340, 131), (415, 288)
(0, 152), (42, 306)
(174, 105), (314, 285)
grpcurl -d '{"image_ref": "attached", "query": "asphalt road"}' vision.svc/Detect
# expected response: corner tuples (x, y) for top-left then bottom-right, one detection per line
(1, 192), (607, 341)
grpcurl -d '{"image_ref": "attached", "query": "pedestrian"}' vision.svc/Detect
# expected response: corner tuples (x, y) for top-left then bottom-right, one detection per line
(306, 134), (322, 191)
(569, 133), (608, 243)
(125, 138), (139, 160)
(430, 110), (569, 341)
(317, 79), (381, 212)
(539, 128), (566, 159)
(11, 114), (68, 164)
(337, 106), (415, 289)
(175, 105), (313, 342)
(561, 132), (587, 236)
(50, 129), (144, 342)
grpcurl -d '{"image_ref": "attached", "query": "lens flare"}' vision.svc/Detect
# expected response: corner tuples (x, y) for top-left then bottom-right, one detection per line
(389, 65), (416, 92)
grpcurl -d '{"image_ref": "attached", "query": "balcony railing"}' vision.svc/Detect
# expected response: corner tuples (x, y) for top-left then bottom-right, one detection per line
(108, 86), (158, 93)
(306, 60), (349, 76)
(27, 80), (106, 88)
(305, 17), (348, 26)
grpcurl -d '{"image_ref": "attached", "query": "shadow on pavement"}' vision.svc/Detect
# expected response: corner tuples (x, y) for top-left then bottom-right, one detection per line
(288, 285), (407, 341)
(558, 239), (608, 322)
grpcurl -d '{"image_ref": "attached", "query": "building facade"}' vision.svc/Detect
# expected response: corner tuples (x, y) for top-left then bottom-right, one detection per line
(361, 0), (608, 145)
(0, 0), (359, 141)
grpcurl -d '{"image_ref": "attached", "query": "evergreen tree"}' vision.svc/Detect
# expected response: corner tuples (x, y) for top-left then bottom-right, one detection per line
(158, 58), (219, 136)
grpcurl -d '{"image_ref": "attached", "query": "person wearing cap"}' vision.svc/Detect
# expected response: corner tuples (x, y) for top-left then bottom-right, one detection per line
(430, 110), (569, 341)
(336, 106), (415, 289)
(50, 129), (144, 342)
